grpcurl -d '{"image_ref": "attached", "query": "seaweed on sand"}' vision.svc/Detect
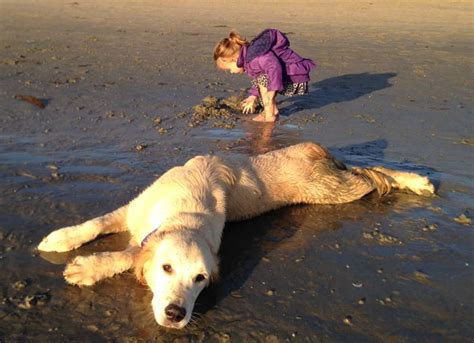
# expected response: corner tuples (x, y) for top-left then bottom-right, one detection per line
(189, 95), (246, 128)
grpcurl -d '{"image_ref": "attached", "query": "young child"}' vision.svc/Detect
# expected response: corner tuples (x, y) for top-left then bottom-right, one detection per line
(214, 29), (316, 122)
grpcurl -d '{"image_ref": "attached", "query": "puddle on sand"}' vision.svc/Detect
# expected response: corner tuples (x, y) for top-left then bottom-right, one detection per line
(198, 120), (304, 155)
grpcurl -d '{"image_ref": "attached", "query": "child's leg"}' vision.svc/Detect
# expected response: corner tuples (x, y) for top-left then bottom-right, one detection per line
(253, 85), (278, 122)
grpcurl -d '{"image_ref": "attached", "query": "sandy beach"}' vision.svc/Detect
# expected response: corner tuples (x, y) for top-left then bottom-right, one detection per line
(1, 0), (473, 341)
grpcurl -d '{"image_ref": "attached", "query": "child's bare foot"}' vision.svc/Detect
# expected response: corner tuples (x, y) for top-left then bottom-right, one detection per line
(252, 113), (279, 122)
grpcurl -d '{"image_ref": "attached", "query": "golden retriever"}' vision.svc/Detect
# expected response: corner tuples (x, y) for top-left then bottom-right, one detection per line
(38, 142), (434, 329)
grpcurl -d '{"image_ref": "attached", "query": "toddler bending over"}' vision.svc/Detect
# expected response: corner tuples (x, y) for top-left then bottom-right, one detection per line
(214, 29), (316, 122)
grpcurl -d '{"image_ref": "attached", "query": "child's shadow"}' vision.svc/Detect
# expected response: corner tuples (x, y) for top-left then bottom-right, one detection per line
(281, 72), (397, 115)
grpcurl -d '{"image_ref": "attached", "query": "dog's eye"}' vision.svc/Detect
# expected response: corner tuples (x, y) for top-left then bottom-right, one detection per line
(162, 264), (172, 273)
(194, 274), (206, 282)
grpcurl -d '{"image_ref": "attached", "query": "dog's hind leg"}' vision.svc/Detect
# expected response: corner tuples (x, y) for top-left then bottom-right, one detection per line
(369, 166), (435, 195)
(63, 245), (139, 286)
(349, 166), (435, 197)
(38, 205), (128, 252)
(297, 146), (434, 205)
(322, 165), (435, 204)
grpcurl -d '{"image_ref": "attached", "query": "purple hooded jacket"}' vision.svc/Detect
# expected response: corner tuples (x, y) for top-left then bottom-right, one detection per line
(236, 29), (316, 97)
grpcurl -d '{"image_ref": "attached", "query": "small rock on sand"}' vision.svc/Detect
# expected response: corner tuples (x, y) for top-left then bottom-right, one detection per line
(343, 315), (353, 326)
(135, 144), (148, 151)
(453, 214), (471, 226)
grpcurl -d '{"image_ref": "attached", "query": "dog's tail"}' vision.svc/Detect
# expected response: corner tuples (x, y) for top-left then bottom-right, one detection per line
(351, 167), (393, 197)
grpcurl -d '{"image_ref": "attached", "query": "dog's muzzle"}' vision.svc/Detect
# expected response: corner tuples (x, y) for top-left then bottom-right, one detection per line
(164, 304), (186, 323)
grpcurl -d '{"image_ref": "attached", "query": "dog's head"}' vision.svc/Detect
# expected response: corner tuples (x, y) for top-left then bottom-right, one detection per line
(135, 230), (218, 329)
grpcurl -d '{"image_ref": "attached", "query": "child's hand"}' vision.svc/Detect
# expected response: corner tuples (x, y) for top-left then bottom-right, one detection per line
(241, 96), (257, 114)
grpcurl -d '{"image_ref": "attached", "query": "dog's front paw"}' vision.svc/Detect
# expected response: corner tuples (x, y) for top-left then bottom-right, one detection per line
(63, 255), (102, 286)
(38, 227), (84, 252)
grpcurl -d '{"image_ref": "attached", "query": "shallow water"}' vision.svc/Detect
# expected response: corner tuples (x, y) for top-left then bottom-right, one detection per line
(1, 126), (472, 342)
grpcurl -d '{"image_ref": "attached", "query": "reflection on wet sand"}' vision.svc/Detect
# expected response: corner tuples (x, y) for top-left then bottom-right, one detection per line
(234, 119), (303, 155)
(243, 120), (276, 154)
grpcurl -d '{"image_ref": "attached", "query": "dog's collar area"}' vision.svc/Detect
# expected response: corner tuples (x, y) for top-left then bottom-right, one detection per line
(140, 214), (210, 247)
(140, 227), (160, 247)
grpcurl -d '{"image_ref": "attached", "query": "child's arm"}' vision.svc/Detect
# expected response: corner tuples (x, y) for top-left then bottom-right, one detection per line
(249, 84), (259, 98)
(258, 52), (284, 93)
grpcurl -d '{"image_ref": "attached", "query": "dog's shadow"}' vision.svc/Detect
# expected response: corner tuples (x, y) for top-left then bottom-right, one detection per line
(194, 196), (388, 318)
(194, 197), (384, 314)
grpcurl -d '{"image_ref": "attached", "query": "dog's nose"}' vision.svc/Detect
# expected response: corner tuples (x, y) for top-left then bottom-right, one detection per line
(164, 304), (186, 322)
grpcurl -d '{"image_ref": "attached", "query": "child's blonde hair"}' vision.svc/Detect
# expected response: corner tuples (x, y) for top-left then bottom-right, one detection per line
(213, 31), (249, 62)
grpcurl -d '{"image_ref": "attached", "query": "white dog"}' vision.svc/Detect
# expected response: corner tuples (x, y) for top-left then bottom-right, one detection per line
(38, 142), (434, 329)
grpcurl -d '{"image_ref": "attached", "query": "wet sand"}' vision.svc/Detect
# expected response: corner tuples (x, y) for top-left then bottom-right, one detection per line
(1, 0), (473, 341)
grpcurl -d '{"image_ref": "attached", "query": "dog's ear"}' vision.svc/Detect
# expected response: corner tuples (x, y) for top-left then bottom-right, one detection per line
(209, 253), (220, 283)
(134, 245), (155, 285)
(209, 269), (220, 283)
(134, 231), (172, 285)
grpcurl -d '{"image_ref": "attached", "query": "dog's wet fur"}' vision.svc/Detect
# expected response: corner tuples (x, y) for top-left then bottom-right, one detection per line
(38, 142), (435, 328)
